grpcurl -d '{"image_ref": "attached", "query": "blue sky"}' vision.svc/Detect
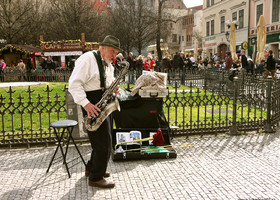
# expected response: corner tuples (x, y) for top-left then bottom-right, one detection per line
(183, 0), (203, 8)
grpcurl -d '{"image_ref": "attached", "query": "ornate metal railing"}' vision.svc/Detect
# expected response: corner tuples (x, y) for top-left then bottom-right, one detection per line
(0, 86), (67, 147)
(0, 70), (279, 148)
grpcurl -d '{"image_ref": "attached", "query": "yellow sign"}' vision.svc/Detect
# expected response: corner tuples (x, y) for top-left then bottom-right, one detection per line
(242, 42), (248, 50)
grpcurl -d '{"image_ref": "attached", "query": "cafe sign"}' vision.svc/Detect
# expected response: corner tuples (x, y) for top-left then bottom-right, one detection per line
(41, 42), (83, 52)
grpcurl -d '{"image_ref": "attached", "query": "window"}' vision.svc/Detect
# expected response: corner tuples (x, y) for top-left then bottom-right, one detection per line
(221, 16), (225, 33)
(239, 9), (244, 29)
(232, 12), (237, 22)
(211, 0), (214, 6)
(211, 20), (214, 35)
(207, 0), (210, 7)
(206, 21), (210, 36)
(256, 4), (263, 25)
(182, 36), (184, 41)
(172, 34), (177, 43)
(272, 0), (279, 23)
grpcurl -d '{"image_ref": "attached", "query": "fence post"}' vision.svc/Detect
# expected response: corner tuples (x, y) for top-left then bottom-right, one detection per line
(65, 87), (88, 139)
(229, 76), (241, 135)
(264, 76), (275, 133)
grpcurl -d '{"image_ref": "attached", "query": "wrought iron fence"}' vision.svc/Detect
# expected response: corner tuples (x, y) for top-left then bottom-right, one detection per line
(0, 86), (67, 147)
(0, 70), (279, 147)
(1, 68), (72, 82)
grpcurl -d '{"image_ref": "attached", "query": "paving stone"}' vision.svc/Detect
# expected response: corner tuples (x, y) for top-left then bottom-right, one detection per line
(0, 130), (280, 199)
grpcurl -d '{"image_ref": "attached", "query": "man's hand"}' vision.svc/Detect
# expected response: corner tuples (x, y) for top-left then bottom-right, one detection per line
(114, 85), (120, 96)
(84, 103), (100, 118)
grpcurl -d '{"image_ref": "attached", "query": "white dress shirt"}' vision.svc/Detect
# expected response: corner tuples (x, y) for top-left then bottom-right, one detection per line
(69, 51), (115, 107)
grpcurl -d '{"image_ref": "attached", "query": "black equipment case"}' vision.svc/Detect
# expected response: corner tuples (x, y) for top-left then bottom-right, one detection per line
(112, 90), (177, 161)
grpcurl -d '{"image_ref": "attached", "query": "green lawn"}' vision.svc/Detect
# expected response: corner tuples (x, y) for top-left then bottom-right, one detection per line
(0, 82), (266, 135)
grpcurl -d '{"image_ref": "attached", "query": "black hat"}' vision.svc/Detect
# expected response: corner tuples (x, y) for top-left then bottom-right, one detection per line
(99, 35), (123, 51)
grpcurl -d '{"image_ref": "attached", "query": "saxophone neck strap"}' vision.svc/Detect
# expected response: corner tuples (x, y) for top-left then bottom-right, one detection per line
(92, 50), (106, 90)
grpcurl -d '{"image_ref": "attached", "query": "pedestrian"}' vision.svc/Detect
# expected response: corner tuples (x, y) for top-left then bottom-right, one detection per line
(154, 56), (161, 72)
(144, 55), (155, 71)
(68, 56), (76, 71)
(256, 59), (265, 76)
(69, 35), (122, 188)
(264, 50), (277, 81)
(26, 57), (35, 81)
(161, 52), (172, 83)
(16, 59), (26, 81)
(247, 58), (254, 75)
(126, 52), (135, 83)
(225, 52), (233, 73)
(135, 55), (144, 79)
(240, 49), (248, 71)
(45, 56), (56, 81)
(0, 58), (6, 82)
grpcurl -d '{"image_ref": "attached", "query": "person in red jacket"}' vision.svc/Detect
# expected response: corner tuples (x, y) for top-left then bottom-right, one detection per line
(144, 55), (156, 71)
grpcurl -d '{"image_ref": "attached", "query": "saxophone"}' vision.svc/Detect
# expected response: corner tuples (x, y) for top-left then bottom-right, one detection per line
(85, 60), (129, 132)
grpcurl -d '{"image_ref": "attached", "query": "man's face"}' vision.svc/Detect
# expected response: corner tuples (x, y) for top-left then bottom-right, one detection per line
(101, 46), (119, 64)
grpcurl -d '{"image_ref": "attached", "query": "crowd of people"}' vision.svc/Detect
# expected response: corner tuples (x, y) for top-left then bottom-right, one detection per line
(1, 49), (280, 83)
(111, 49), (280, 83)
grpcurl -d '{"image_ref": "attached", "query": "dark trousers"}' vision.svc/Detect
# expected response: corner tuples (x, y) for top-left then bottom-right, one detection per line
(84, 90), (113, 181)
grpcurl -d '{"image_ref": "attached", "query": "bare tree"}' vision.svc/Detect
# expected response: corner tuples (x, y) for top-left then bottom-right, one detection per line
(43, 0), (103, 42)
(155, 0), (177, 60)
(107, 0), (157, 55)
(0, 0), (43, 44)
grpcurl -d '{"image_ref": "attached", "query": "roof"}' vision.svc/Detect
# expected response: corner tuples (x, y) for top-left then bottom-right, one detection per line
(10, 44), (41, 53)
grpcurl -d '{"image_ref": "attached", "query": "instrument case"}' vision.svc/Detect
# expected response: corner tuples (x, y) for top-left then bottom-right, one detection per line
(112, 128), (177, 161)
(112, 91), (176, 161)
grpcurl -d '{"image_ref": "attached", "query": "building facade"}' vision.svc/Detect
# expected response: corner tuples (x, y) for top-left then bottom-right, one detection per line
(249, 0), (280, 59)
(147, 0), (204, 57)
(202, 0), (249, 60)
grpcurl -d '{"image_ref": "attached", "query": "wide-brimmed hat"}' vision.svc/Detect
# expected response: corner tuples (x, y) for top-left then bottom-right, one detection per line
(99, 35), (123, 51)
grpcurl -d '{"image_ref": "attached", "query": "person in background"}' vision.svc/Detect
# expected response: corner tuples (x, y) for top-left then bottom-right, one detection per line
(126, 52), (135, 83)
(255, 59), (265, 77)
(16, 59), (26, 81)
(26, 57), (35, 81)
(154, 56), (161, 72)
(46, 56), (56, 81)
(68, 56), (76, 71)
(264, 50), (277, 81)
(144, 55), (155, 71)
(247, 58), (254, 75)
(0, 58), (6, 82)
(135, 55), (144, 79)
(214, 61), (221, 71)
(198, 59), (205, 71)
(225, 52), (233, 73)
(161, 52), (172, 83)
(240, 49), (248, 70)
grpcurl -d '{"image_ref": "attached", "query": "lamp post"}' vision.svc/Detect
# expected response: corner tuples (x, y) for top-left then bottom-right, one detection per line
(225, 31), (230, 42)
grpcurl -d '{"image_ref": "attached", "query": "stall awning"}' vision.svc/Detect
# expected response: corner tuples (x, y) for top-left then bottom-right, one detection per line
(0, 44), (42, 55)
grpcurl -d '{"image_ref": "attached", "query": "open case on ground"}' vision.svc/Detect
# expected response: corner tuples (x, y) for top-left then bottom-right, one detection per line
(112, 128), (177, 161)
(112, 89), (177, 161)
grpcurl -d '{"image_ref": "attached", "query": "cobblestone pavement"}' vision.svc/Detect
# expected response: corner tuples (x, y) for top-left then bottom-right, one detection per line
(0, 130), (279, 200)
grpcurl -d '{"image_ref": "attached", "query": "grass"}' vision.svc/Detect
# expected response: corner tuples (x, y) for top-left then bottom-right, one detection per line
(0, 82), (266, 139)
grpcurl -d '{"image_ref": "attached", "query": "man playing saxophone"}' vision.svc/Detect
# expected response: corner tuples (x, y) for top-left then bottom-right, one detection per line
(69, 35), (122, 188)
